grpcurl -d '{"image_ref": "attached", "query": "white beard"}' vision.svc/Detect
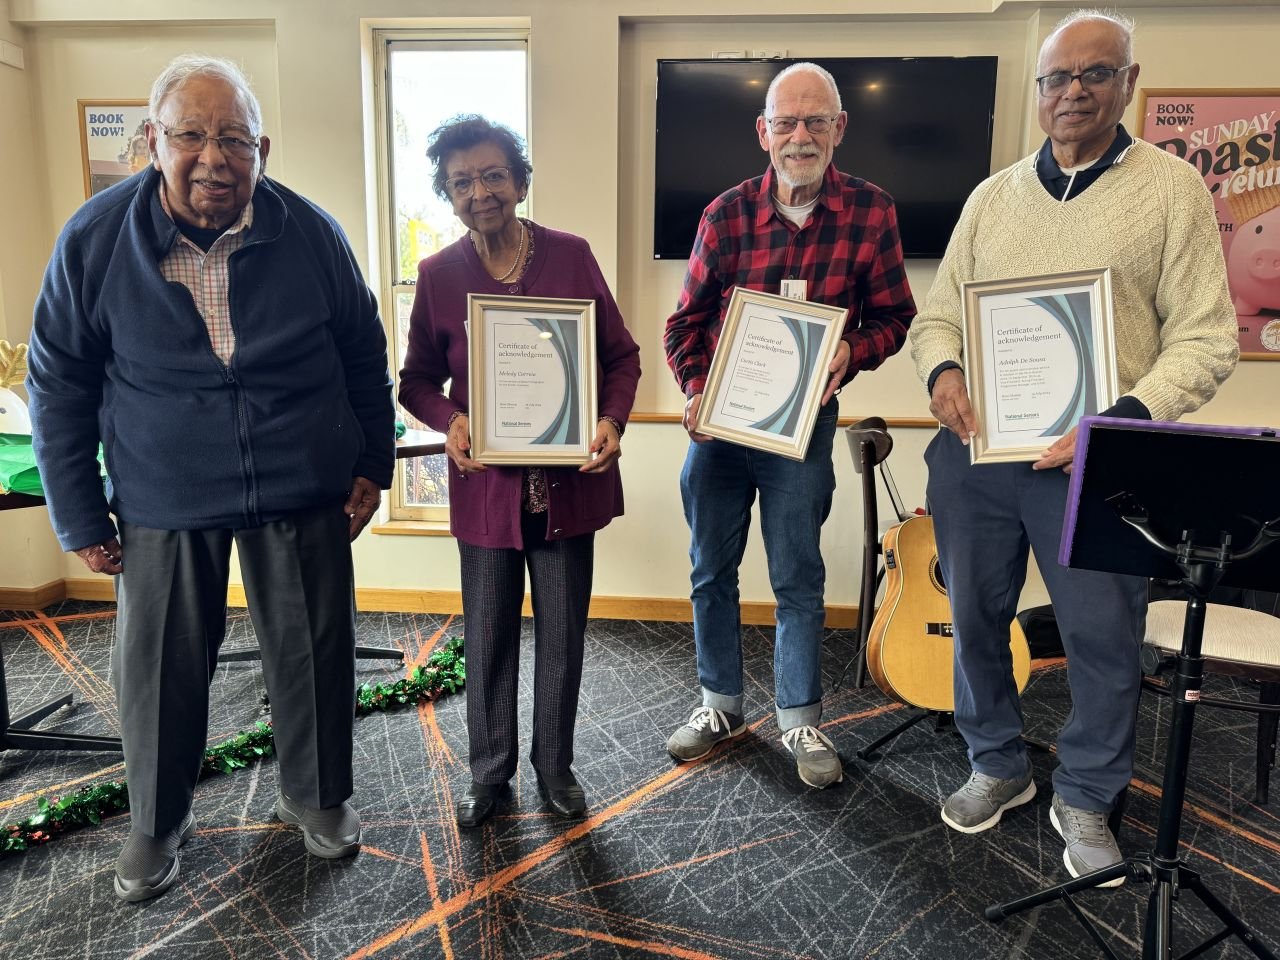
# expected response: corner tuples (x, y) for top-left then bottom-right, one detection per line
(775, 145), (824, 189)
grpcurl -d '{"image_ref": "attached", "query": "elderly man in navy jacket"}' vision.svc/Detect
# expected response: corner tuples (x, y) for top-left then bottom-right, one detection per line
(26, 54), (394, 902)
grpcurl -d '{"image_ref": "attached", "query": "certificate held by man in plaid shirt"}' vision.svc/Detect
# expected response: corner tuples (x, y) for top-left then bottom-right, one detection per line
(662, 62), (916, 792)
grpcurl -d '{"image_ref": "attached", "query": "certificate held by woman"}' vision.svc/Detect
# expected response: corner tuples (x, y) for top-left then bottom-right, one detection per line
(468, 293), (598, 466)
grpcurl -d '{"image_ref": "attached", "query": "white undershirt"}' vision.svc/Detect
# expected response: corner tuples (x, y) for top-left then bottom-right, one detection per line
(1060, 159), (1095, 174)
(773, 195), (819, 227)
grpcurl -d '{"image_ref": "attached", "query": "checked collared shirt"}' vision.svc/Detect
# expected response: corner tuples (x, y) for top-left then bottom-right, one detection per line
(664, 162), (917, 398)
(157, 183), (253, 365)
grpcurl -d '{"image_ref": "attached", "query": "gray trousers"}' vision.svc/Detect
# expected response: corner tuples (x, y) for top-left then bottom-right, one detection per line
(925, 429), (1147, 811)
(457, 512), (594, 785)
(114, 502), (356, 837)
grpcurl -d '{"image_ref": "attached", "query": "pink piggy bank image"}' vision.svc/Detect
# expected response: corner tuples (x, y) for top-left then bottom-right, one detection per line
(1229, 211), (1280, 315)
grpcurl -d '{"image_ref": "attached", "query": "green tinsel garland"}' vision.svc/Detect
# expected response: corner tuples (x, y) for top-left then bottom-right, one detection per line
(1, 636), (464, 859)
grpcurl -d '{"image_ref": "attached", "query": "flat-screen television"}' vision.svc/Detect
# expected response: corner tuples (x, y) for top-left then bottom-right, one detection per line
(653, 57), (998, 260)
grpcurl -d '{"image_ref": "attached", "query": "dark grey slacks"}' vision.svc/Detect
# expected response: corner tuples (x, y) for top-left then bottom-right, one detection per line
(457, 512), (594, 785)
(925, 428), (1147, 811)
(114, 502), (356, 837)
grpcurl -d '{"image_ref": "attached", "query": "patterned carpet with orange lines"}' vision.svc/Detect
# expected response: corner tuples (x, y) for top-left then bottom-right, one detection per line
(1, 599), (1277, 960)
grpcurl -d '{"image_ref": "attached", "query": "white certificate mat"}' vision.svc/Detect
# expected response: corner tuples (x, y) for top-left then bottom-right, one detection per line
(468, 295), (597, 465)
(695, 287), (847, 460)
(962, 269), (1118, 464)
(707, 310), (826, 435)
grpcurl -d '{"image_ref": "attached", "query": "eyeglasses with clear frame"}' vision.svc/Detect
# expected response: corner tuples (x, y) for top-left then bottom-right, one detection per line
(1035, 65), (1132, 97)
(761, 115), (839, 135)
(154, 119), (260, 160)
(444, 167), (513, 200)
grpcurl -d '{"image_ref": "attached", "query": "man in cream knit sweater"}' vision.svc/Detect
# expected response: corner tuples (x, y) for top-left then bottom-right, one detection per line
(909, 9), (1238, 886)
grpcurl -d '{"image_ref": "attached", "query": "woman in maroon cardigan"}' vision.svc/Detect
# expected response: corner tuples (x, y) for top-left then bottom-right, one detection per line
(399, 115), (641, 828)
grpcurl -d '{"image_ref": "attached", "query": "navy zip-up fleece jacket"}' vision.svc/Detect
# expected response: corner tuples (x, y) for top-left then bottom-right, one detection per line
(27, 168), (396, 552)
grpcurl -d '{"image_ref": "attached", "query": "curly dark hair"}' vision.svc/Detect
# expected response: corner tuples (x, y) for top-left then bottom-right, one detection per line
(426, 114), (533, 202)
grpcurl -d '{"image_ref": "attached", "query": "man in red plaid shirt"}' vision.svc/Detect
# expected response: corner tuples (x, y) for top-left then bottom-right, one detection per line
(663, 62), (916, 788)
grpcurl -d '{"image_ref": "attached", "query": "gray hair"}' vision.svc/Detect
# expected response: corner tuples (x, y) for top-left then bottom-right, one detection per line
(148, 54), (263, 134)
(1043, 9), (1136, 66)
(765, 62), (843, 115)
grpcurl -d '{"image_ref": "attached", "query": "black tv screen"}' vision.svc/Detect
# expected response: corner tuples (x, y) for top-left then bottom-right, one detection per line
(654, 57), (998, 260)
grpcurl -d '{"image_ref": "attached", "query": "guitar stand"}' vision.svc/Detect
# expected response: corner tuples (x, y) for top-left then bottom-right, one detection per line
(856, 707), (952, 761)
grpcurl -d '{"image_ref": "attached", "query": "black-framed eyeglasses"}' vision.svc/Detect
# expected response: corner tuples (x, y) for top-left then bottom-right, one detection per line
(1035, 65), (1131, 97)
(444, 167), (513, 199)
(155, 119), (260, 160)
(762, 115), (839, 135)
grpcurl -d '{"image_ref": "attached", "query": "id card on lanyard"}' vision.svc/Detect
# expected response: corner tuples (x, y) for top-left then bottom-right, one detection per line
(780, 279), (807, 301)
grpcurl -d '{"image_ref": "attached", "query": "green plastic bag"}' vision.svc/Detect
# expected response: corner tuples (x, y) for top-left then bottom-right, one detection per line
(0, 434), (105, 497)
(0, 433), (41, 496)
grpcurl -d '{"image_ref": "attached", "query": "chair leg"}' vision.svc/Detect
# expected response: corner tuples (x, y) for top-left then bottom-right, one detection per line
(1256, 681), (1280, 805)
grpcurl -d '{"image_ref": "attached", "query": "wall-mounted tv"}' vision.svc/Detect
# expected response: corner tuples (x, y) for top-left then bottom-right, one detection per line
(653, 57), (998, 260)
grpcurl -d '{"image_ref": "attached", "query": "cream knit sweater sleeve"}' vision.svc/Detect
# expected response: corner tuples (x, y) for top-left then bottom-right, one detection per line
(1130, 150), (1239, 420)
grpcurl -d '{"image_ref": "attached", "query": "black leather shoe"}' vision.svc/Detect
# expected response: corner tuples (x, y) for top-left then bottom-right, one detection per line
(536, 769), (587, 820)
(456, 782), (509, 828)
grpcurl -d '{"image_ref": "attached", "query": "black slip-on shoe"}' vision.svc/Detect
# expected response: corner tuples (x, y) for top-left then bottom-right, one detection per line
(535, 769), (587, 820)
(275, 794), (361, 859)
(456, 781), (510, 828)
(113, 810), (197, 903)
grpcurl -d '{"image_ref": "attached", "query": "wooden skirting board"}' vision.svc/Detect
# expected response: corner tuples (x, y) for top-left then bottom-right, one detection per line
(0, 579), (857, 630)
(0, 580), (65, 611)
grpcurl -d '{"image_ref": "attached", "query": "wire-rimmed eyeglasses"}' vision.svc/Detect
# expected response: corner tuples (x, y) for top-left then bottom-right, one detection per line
(154, 119), (260, 160)
(761, 115), (839, 135)
(1035, 65), (1132, 97)
(444, 167), (513, 199)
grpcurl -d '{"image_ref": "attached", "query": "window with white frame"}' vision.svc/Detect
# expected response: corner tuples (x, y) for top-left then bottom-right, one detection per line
(374, 32), (529, 521)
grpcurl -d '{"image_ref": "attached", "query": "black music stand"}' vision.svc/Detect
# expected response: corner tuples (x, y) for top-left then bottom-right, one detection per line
(1, 656), (123, 753)
(985, 417), (1280, 960)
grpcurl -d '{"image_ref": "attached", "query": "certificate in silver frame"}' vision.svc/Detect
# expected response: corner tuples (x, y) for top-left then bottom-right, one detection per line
(961, 268), (1119, 464)
(467, 294), (598, 466)
(694, 287), (847, 461)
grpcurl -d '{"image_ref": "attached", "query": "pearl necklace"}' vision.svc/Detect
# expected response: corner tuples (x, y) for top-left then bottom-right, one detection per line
(474, 220), (527, 283)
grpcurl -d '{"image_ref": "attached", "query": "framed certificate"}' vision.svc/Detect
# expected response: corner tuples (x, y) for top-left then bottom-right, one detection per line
(961, 269), (1119, 464)
(467, 294), (597, 466)
(694, 287), (847, 461)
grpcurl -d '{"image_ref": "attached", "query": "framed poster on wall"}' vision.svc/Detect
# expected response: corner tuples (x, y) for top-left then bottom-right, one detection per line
(77, 99), (150, 199)
(1138, 88), (1280, 360)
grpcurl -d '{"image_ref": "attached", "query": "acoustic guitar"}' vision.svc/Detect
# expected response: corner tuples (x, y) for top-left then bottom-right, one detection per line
(866, 514), (1032, 712)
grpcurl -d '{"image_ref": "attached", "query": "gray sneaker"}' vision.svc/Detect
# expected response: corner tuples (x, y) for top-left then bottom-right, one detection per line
(941, 767), (1036, 833)
(781, 725), (843, 788)
(666, 706), (746, 761)
(1050, 793), (1125, 888)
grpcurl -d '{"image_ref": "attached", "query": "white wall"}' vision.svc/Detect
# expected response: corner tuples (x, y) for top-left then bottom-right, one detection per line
(0, 0), (61, 588)
(2, 0), (1276, 611)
